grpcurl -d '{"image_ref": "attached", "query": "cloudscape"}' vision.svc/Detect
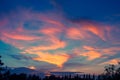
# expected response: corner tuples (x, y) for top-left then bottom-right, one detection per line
(0, 0), (120, 74)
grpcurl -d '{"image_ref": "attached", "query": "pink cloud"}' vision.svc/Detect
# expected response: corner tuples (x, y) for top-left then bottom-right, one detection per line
(26, 36), (66, 51)
(80, 51), (102, 60)
(66, 22), (112, 41)
(100, 59), (120, 65)
(83, 24), (108, 41)
(27, 66), (36, 70)
(2, 32), (40, 41)
(73, 45), (120, 61)
(0, 10), (65, 48)
(40, 27), (62, 36)
(83, 45), (120, 55)
(66, 27), (88, 40)
(83, 46), (96, 51)
(73, 47), (102, 60)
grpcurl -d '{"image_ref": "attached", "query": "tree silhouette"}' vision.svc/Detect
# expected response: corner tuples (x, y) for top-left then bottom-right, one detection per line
(115, 61), (120, 74)
(104, 64), (115, 76)
(0, 55), (4, 80)
(0, 55), (4, 73)
(103, 62), (120, 80)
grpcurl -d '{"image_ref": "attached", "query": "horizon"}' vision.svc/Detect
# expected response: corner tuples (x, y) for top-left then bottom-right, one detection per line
(0, 0), (120, 74)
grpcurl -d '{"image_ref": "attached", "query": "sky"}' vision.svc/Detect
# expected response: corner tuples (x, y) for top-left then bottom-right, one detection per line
(0, 0), (120, 74)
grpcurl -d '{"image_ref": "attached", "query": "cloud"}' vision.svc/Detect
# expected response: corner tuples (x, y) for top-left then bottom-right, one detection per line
(100, 58), (120, 65)
(102, 47), (120, 55)
(0, 10), (70, 68)
(26, 36), (66, 51)
(83, 45), (120, 55)
(66, 21), (112, 41)
(27, 66), (36, 70)
(73, 47), (102, 61)
(66, 27), (87, 40)
(73, 45), (120, 61)
(83, 24), (109, 41)
(0, 10), (64, 48)
(2, 32), (40, 41)
(0, 9), (118, 47)
(24, 51), (70, 68)
(40, 27), (62, 36)
(80, 51), (102, 60)
(83, 46), (96, 51)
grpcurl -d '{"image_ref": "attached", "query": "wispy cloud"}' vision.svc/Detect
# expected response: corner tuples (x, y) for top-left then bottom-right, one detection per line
(73, 46), (102, 60)
(99, 58), (120, 65)
(26, 37), (66, 51)
(73, 45), (120, 64)
(66, 21), (112, 41)
(2, 32), (40, 41)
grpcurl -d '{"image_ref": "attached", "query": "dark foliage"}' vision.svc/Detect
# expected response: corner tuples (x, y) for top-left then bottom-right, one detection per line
(0, 56), (4, 73)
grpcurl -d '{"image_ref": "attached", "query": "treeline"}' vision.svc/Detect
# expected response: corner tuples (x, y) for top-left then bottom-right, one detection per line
(0, 56), (120, 80)
(1, 71), (120, 80)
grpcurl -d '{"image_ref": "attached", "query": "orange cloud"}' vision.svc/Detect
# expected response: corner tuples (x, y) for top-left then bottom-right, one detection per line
(28, 66), (36, 70)
(73, 45), (120, 61)
(2, 32), (40, 41)
(86, 24), (113, 41)
(27, 36), (66, 51)
(66, 22), (112, 41)
(83, 45), (120, 56)
(80, 51), (102, 60)
(33, 52), (70, 68)
(66, 27), (86, 40)
(88, 46), (120, 55)
(83, 45), (96, 51)
(24, 50), (70, 67)
(100, 59), (120, 65)
(83, 24), (106, 41)
(40, 27), (62, 36)
(42, 18), (63, 27)
(82, 45), (120, 62)
(22, 36), (67, 67)
(73, 46), (102, 60)
(102, 47), (120, 55)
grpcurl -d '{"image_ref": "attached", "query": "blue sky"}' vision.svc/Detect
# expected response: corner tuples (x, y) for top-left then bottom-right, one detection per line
(0, 0), (120, 74)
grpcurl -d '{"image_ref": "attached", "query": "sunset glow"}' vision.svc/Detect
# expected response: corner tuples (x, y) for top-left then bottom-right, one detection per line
(0, 0), (120, 74)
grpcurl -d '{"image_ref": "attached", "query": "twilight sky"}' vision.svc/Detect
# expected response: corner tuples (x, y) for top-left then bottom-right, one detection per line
(0, 0), (120, 74)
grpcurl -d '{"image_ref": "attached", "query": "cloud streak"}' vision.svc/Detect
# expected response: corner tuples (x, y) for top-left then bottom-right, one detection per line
(66, 21), (112, 41)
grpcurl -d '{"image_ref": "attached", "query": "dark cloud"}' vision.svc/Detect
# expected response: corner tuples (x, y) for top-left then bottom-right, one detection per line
(9, 54), (32, 60)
